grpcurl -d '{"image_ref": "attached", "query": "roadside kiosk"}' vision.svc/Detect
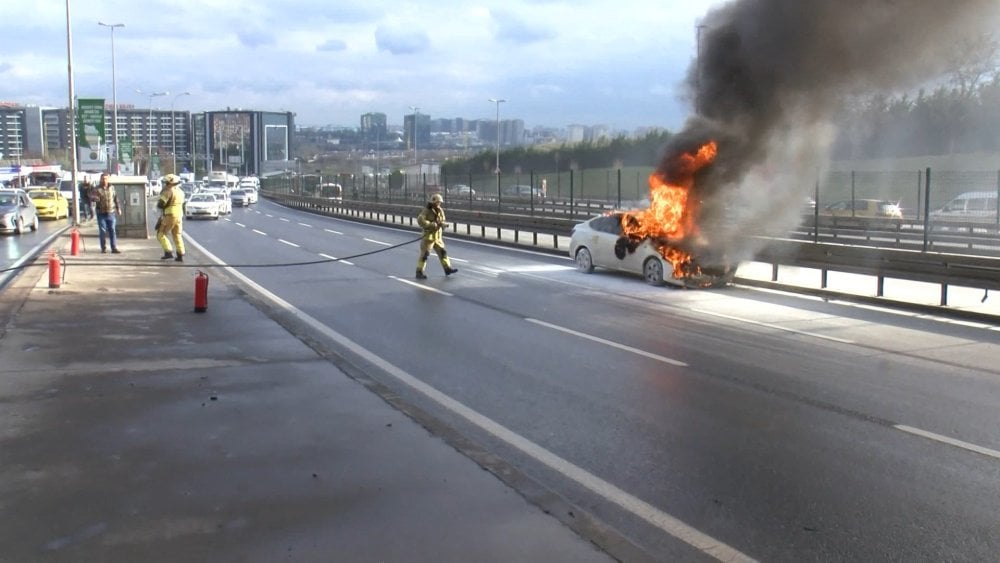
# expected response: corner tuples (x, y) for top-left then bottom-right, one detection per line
(109, 175), (150, 239)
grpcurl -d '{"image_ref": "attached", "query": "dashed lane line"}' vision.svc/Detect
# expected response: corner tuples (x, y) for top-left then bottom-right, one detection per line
(364, 238), (392, 246)
(279, 239), (300, 248)
(389, 276), (453, 296)
(252, 229), (267, 236)
(319, 253), (354, 266)
(895, 425), (1000, 461)
(690, 308), (855, 344)
(525, 318), (688, 367)
(298, 222), (312, 228)
(324, 228), (343, 235)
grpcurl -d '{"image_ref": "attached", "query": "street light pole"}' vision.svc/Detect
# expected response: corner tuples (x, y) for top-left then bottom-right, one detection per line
(136, 89), (167, 178)
(488, 98), (506, 198)
(171, 91), (190, 173)
(98, 21), (124, 174)
(66, 0), (80, 225)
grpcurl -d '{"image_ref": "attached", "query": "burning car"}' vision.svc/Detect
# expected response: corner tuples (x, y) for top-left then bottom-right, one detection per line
(569, 141), (738, 289)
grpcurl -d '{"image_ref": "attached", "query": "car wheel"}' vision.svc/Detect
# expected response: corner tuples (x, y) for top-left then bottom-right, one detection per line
(14, 218), (23, 235)
(575, 247), (594, 273)
(31, 216), (38, 231)
(643, 257), (665, 286)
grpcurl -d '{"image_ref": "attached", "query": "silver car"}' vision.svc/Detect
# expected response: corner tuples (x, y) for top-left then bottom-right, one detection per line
(569, 213), (737, 288)
(0, 189), (40, 234)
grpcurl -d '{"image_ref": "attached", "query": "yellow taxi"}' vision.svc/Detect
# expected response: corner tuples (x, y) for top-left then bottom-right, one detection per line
(27, 188), (70, 220)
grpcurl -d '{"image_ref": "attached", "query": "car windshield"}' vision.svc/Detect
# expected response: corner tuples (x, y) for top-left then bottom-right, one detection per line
(0, 194), (16, 205)
(191, 195), (215, 202)
(30, 192), (57, 199)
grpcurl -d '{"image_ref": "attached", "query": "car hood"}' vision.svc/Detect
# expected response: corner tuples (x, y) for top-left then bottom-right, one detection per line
(0, 204), (18, 213)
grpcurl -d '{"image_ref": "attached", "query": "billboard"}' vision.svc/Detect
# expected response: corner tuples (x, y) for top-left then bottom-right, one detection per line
(76, 98), (106, 170)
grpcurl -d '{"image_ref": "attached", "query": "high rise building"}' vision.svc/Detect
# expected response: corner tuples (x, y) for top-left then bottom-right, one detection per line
(360, 112), (387, 143)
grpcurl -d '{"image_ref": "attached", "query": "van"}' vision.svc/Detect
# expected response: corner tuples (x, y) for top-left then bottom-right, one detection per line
(931, 191), (998, 221)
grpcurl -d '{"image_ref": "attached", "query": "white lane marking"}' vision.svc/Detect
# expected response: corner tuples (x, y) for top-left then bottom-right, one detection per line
(389, 276), (453, 296)
(265, 214), (273, 217)
(235, 222), (246, 228)
(690, 308), (855, 344)
(324, 228), (343, 235)
(319, 253), (354, 266)
(450, 257), (469, 263)
(298, 222), (312, 228)
(252, 229), (267, 236)
(279, 239), (300, 248)
(364, 238), (392, 246)
(185, 237), (751, 563)
(894, 425), (1000, 461)
(526, 318), (688, 367)
(279, 217), (290, 222)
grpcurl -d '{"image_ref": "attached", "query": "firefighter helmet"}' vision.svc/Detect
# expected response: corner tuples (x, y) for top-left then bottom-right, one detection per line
(430, 193), (443, 204)
(162, 174), (182, 186)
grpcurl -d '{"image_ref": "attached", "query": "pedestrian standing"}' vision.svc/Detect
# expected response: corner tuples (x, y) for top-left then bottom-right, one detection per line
(78, 181), (93, 220)
(156, 174), (186, 262)
(93, 173), (121, 253)
(415, 193), (458, 279)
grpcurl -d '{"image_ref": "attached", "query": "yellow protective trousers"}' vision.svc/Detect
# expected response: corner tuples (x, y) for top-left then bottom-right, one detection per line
(416, 232), (451, 273)
(157, 215), (185, 256)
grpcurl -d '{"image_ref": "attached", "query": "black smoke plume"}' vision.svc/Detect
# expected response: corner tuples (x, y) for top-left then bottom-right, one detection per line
(661, 0), (1000, 256)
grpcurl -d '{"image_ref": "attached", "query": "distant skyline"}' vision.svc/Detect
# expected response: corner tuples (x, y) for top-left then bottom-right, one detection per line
(0, 0), (728, 132)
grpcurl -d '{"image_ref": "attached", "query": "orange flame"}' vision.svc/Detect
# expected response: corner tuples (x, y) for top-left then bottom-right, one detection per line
(621, 141), (718, 278)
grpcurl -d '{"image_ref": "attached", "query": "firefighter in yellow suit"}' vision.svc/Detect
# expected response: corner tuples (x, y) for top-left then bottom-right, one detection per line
(156, 174), (186, 262)
(416, 193), (458, 279)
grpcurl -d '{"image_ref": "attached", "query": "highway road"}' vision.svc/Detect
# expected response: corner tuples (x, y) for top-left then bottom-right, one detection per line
(183, 199), (1000, 561)
(0, 218), (68, 287)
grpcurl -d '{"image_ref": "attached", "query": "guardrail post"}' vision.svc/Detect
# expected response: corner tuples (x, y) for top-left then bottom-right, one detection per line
(617, 168), (622, 209)
(821, 269), (828, 289)
(940, 284), (948, 306)
(771, 263), (779, 281)
(877, 276), (885, 297)
(922, 167), (931, 252)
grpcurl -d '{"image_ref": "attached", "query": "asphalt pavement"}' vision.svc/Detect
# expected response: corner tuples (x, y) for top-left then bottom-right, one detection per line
(0, 221), (615, 562)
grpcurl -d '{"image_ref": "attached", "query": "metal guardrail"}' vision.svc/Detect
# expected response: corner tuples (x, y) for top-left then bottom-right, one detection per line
(753, 238), (1000, 305)
(271, 193), (579, 249)
(266, 192), (1000, 306)
(790, 216), (1000, 256)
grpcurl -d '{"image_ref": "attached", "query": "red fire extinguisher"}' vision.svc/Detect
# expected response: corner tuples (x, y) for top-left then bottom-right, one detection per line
(70, 228), (81, 256)
(194, 270), (209, 313)
(48, 252), (64, 289)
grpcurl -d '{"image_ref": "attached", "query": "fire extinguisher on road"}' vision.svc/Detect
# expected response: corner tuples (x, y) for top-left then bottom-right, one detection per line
(70, 227), (81, 256)
(48, 252), (65, 289)
(194, 270), (209, 313)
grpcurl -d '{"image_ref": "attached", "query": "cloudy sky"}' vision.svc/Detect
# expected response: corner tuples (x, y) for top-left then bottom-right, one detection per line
(0, 0), (726, 132)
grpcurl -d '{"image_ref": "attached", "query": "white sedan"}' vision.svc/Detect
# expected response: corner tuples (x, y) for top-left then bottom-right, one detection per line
(184, 193), (222, 220)
(568, 213), (737, 288)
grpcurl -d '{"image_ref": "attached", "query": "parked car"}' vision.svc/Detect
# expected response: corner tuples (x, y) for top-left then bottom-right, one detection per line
(230, 189), (250, 207)
(930, 191), (997, 221)
(502, 184), (544, 199)
(820, 199), (902, 219)
(448, 184), (476, 197)
(184, 193), (222, 220)
(0, 189), (40, 234)
(568, 213), (737, 288)
(27, 188), (70, 220)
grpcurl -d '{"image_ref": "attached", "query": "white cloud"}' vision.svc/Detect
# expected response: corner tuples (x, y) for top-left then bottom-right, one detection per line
(0, 0), (731, 130)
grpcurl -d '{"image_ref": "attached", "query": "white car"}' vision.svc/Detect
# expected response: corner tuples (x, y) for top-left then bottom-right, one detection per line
(240, 185), (259, 204)
(184, 193), (222, 220)
(568, 213), (737, 288)
(212, 192), (232, 215)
